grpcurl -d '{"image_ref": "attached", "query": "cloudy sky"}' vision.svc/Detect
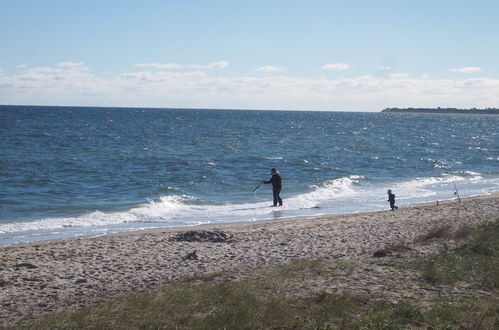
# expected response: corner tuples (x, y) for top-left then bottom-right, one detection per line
(1, 0), (498, 111)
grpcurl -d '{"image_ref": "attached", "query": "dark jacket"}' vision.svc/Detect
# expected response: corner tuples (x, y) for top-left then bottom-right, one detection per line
(264, 173), (282, 189)
(388, 192), (396, 203)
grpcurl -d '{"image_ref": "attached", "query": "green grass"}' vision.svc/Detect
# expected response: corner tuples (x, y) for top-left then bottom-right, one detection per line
(4, 220), (499, 329)
(412, 219), (499, 289)
(7, 285), (496, 330)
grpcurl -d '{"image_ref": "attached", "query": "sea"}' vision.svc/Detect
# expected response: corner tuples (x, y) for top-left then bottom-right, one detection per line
(1, 105), (498, 246)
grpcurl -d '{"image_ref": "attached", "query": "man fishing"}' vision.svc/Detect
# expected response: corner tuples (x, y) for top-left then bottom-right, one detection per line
(263, 168), (283, 207)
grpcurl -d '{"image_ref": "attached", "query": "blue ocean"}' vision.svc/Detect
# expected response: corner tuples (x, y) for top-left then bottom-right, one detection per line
(1, 105), (498, 245)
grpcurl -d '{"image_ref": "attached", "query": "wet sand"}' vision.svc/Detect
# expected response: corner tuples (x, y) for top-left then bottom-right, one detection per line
(1, 194), (498, 324)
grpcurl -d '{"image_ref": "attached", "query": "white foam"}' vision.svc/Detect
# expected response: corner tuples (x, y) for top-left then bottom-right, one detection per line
(0, 176), (356, 235)
(130, 195), (195, 218)
(0, 210), (137, 234)
(286, 176), (356, 209)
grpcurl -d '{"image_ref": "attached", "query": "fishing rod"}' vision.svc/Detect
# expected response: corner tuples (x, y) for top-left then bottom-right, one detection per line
(446, 160), (461, 203)
(451, 176), (461, 203)
(253, 176), (270, 192)
(253, 181), (265, 192)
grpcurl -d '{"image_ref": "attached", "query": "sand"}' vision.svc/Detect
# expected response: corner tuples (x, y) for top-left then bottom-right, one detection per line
(1, 194), (498, 324)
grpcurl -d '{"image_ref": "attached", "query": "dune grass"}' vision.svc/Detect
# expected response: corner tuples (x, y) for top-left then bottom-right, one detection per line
(413, 219), (499, 289)
(4, 220), (498, 329)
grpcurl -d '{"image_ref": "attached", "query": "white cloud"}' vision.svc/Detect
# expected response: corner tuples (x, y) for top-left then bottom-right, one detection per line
(254, 65), (285, 73)
(321, 63), (350, 71)
(387, 73), (410, 79)
(195, 61), (229, 69)
(134, 61), (229, 70)
(449, 66), (482, 73)
(16, 64), (27, 69)
(1, 62), (499, 111)
(57, 61), (85, 68)
(134, 63), (183, 69)
(120, 71), (206, 83)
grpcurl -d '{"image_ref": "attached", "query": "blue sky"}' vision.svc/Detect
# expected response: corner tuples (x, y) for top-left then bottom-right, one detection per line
(1, 0), (498, 111)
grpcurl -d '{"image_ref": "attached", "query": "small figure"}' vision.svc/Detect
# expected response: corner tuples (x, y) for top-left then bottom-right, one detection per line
(263, 168), (283, 206)
(387, 189), (398, 211)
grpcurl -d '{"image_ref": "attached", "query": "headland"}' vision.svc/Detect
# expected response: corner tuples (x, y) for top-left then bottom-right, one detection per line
(381, 107), (499, 114)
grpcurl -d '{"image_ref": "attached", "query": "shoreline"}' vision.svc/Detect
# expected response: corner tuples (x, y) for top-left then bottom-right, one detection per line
(1, 193), (498, 324)
(1, 192), (491, 248)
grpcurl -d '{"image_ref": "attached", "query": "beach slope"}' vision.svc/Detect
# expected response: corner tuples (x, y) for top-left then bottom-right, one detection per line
(1, 194), (498, 324)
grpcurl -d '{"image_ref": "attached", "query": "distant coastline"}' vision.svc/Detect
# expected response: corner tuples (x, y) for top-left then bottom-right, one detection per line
(382, 107), (499, 114)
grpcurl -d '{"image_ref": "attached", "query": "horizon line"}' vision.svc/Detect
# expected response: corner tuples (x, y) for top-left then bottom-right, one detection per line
(0, 104), (379, 113)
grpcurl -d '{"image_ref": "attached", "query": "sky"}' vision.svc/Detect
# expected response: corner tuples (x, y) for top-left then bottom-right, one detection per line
(1, 0), (498, 111)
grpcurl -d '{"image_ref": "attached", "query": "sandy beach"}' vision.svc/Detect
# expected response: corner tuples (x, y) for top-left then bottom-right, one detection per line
(1, 194), (498, 325)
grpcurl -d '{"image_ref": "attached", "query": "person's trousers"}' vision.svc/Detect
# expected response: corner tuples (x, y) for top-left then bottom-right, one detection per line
(273, 187), (283, 206)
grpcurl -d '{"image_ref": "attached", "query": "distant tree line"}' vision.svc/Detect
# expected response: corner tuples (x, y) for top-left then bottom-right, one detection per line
(381, 107), (499, 114)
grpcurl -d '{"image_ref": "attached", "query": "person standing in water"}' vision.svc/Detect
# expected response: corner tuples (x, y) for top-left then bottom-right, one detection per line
(263, 168), (283, 206)
(387, 189), (398, 210)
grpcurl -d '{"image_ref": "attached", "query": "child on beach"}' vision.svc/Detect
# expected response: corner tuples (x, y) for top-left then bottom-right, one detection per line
(387, 189), (398, 210)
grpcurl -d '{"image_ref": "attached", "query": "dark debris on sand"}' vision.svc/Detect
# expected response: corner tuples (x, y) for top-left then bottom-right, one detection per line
(172, 230), (234, 243)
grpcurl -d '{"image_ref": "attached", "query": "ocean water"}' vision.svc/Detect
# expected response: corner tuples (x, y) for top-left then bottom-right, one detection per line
(1, 105), (498, 245)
